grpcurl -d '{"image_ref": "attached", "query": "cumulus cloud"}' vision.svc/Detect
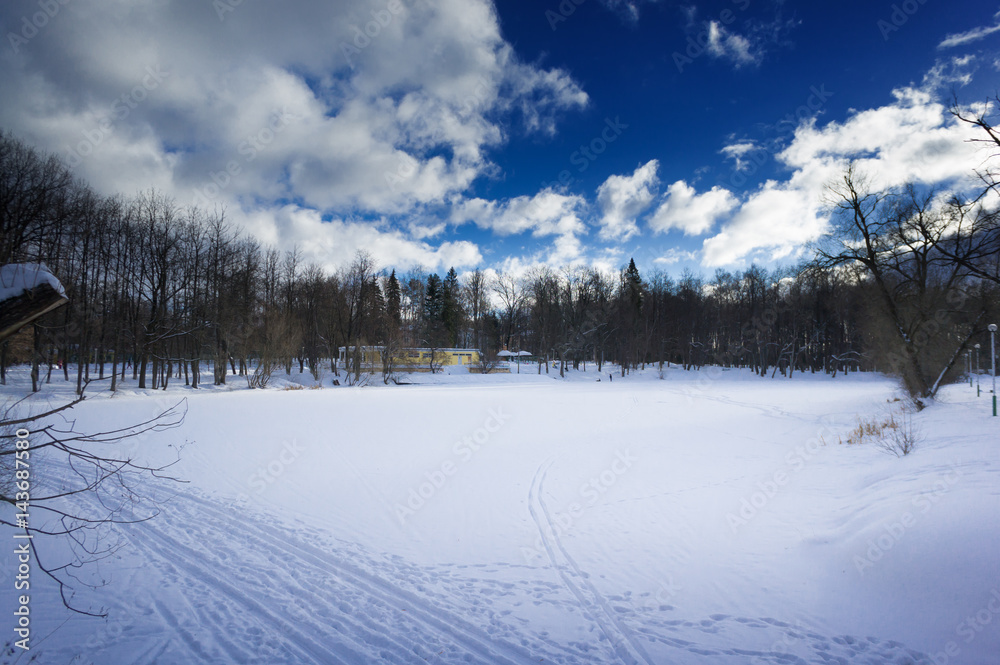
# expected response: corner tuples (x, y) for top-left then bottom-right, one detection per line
(649, 181), (738, 236)
(451, 189), (588, 263)
(0, 0), (587, 270)
(452, 190), (585, 236)
(700, 73), (983, 267)
(242, 206), (482, 273)
(596, 160), (660, 241)
(701, 179), (821, 266)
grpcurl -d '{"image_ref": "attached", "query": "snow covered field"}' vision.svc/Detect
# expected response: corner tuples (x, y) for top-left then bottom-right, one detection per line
(3, 367), (999, 664)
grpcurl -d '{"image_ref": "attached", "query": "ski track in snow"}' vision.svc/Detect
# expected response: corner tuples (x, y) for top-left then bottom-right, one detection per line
(39, 458), (939, 665)
(95, 489), (540, 665)
(528, 460), (656, 665)
(525, 461), (936, 665)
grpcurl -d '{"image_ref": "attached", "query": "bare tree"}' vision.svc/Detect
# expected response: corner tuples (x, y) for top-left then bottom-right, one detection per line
(492, 271), (525, 352)
(462, 268), (490, 351)
(339, 251), (379, 382)
(0, 391), (187, 616)
(817, 165), (987, 400)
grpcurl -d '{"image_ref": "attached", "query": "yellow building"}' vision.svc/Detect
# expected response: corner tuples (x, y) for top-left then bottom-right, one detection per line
(339, 346), (482, 371)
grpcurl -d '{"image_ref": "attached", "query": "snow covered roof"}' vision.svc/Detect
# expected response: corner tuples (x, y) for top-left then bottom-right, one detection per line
(0, 263), (66, 304)
(0, 263), (69, 342)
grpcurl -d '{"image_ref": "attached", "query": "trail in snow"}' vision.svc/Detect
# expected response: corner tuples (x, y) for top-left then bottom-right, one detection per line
(528, 461), (656, 665)
(525, 462), (935, 665)
(40, 468), (938, 665)
(74, 485), (539, 664)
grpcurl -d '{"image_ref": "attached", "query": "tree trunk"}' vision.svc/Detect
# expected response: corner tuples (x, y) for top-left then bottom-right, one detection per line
(139, 353), (149, 389)
(30, 324), (41, 393)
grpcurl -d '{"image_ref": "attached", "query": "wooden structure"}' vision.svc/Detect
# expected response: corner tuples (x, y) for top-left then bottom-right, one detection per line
(0, 266), (69, 343)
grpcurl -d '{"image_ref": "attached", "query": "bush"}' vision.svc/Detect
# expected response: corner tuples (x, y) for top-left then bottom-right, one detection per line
(876, 410), (920, 457)
(840, 410), (920, 456)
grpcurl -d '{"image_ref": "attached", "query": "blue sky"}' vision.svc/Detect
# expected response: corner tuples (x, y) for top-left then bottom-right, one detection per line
(2, 0), (999, 278)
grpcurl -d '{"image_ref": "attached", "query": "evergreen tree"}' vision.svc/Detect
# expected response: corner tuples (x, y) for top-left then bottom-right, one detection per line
(442, 267), (462, 347)
(423, 273), (446, 347)
(386, 269), (402, 327)
(625, 258), (643, 314)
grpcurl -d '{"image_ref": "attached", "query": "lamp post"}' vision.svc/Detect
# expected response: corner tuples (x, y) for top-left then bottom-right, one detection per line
(990, 323), (998, 417)
(967, 351), (973, 387)
(975, 343), (981, 397)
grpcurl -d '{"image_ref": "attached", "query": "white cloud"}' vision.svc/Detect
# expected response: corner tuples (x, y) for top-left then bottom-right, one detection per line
(406, 221), (448, 240)
(452, 189), (586, 237)
(596, 160), (660, 241)
(451, 189), (588, 263)
(938, 11), (1000, 49)
(0, 0), (587, 270)
(649, 181), (738, 236)
(599, 0), (657, 22)
(699, 74), (984, 267)
(706, 21), (758, 67)
(654, 248), (699, 265)
(720, 141), (760, 171)
(683, 9), (798, 71)
(701, 179), (822, 266)
(242, 206), (481, 274)
(778, 86), (980, 187)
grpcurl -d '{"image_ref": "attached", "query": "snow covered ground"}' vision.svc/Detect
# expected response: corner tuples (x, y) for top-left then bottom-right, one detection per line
(2, 365), (999, 664)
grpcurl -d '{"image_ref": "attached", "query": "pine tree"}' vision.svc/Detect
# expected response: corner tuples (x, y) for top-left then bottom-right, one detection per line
(625, 258), (643, 314)
(442, 267), (462, 347)
(423, 273), (445, 347)
(386, 270), (402, 327)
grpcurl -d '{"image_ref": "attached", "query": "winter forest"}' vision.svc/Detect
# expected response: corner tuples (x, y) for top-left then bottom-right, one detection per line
(3, 115), (998, 399)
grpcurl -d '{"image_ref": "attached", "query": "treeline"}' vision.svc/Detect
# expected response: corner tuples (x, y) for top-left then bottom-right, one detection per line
(1, 109), (999, 398)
